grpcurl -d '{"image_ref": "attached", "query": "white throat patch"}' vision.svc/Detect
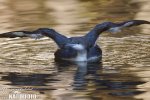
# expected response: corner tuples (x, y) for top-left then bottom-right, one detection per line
(72, 44), (85, 51)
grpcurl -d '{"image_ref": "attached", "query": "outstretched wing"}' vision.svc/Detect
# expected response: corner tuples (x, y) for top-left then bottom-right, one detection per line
(0, 28), (70, 48)
(118, 20), (150, 27)
(108, 20), (150, 33)
(0, 31), (44, 39)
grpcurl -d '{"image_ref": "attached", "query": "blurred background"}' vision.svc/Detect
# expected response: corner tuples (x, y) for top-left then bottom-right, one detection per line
(0, 0), (149, 100)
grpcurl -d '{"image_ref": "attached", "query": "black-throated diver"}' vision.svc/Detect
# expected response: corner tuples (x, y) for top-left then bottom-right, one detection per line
(0, 20), (149, 62)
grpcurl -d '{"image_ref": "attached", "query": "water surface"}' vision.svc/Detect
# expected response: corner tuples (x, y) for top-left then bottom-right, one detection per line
(0, 0), (150, 100)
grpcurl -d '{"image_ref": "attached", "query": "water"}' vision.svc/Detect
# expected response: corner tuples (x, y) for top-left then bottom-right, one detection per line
(0, 0), (150, 100)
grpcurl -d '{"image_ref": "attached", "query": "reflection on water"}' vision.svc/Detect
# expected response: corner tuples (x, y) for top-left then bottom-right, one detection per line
(0, 0), (150, 100)
(0, 62), (146, 100)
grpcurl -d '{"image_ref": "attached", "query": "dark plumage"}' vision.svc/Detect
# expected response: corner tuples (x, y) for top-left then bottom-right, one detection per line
(0, 31), (32, 38)
(0, 20), (149, 62)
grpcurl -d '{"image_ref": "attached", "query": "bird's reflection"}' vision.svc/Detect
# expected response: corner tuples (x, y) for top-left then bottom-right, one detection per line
(56, 61), (145, 97)
(1, 72), (59, 86)
(72, 62), (101, 90)
(1, 61), (146, 97)
(73, 62), (88, 89)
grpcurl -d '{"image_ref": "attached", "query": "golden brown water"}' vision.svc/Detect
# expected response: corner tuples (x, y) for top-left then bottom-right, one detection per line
(0, 0), (150, 100)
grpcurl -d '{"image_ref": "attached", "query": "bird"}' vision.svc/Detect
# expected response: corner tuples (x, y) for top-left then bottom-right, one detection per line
(0, 20), (149, 62)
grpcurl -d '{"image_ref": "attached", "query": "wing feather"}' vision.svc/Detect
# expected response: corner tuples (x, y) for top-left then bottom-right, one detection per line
(108, 20), (150, 33)
(118, 20), (150, 27)
(0, 31), (44, 39)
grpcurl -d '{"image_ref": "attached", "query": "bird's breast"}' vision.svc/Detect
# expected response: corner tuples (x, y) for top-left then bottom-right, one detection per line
(74, 51), (87, 61)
